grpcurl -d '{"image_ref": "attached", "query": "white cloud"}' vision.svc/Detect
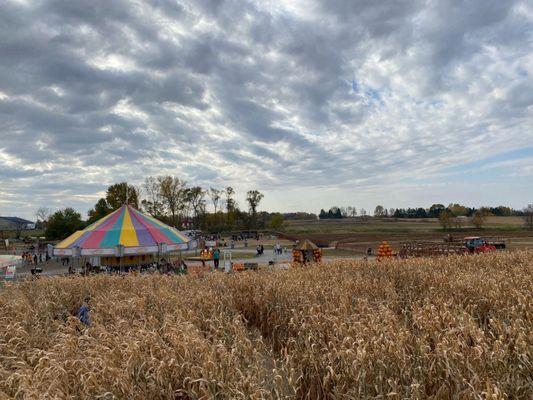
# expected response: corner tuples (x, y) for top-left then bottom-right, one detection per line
(0, 0), (532, 219)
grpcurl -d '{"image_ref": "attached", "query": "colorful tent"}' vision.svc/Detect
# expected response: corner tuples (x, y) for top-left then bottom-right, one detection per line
(54, 205), (196, 257)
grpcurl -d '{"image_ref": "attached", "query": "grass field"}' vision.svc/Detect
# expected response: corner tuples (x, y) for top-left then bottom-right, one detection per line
(281, 217), (533, 251)
(284, 216), (526, 234)
(0, 251), (531, 399)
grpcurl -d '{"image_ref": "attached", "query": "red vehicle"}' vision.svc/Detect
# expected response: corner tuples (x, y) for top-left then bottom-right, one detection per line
(463, 237), (497, 253)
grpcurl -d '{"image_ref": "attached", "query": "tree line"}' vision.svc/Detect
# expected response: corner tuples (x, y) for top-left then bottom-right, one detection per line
(320, 204), (524, 219)
(39, 177), (277, 240)
(319, 203), (533, 230)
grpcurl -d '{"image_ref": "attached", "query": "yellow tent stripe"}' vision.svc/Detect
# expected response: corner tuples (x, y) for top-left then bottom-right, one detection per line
(55, 230), (85, 249)
(119, 207), (139, 246)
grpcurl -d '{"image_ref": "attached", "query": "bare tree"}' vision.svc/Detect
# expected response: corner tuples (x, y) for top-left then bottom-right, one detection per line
(208, 188), (222, 215)
(470, 210), (485, 229)
(35, 207), (51, 229)
(524, 203), (533, 230)
(439, 210), (453, 230)
(186, 186), (206, 228)
(142, 176), (164, 218)
(224, 186), (236, 224)
(453, 216), (465, 229)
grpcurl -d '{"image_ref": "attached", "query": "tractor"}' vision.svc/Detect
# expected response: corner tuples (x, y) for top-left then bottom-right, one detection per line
(463, 237), (497, 253)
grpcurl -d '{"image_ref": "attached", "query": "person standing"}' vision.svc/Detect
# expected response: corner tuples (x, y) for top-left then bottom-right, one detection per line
(213, 248), (220, 270)
(77, 297), (91, 326)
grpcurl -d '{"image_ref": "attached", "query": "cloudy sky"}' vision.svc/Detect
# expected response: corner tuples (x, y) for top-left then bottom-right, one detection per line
(0, 0), (532, 220)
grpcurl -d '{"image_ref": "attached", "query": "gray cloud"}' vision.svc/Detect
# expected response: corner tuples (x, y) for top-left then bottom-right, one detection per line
(0, 0), (532, 218)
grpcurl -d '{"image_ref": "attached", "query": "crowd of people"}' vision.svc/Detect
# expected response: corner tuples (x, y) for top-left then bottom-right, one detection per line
(21, 250), (50, 265)
(66, 258), (189, 276)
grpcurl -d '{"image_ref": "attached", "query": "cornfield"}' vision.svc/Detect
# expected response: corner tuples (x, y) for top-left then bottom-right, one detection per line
(0, 251), (531, 399)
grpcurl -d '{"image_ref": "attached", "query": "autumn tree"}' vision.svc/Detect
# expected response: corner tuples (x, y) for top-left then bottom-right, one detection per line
(448, 203), (467, 216)
(158, 176), (187, 227)
(269, 213), (284, 230)
(471, 210), (486, 229)
(439, 209), (454, 230)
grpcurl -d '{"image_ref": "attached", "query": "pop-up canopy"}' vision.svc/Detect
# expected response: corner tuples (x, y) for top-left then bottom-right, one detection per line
(54, 205), (195, 257)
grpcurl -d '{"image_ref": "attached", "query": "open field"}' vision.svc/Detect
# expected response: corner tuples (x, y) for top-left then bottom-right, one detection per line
(0, 251), (531, 399)
(284, 216), (527, 234)
(282, 217), (533, 252)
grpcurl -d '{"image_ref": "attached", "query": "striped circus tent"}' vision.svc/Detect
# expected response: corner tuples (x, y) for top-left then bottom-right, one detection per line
(53, 205), (196, 257)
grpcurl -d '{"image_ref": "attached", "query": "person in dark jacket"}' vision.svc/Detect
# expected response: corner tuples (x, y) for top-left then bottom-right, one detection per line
(77, 297), (91, 326)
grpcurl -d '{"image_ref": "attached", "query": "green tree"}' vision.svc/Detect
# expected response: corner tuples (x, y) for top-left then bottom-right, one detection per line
(87, 198), (111, 224)
(46, 208), (84, 240)
(374, 205), (385, 217)
(106, 182), (139, 210)
(269, 213), (284, 230)
(246, 190), (264, 228)
(429, 204), (446, 218)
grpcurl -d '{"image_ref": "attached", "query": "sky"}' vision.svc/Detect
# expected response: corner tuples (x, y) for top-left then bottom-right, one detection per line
(0, 0), (532, 220)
